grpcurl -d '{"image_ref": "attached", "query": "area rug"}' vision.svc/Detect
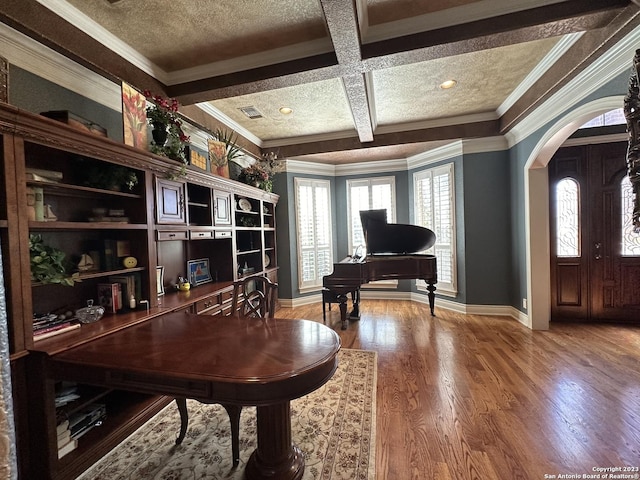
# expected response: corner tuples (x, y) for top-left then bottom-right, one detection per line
(77, 348), (377, 480)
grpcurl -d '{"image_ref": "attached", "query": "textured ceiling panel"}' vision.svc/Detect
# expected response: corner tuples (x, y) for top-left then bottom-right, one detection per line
(64, 0), (329, 71)
(373, 37), (560, 126)
(366, 0), (482, 26)
(210, 78), (356, 140)
(295, 140), (452, 164)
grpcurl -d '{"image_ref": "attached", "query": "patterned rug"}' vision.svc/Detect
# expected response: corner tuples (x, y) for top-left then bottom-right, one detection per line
(77, 348), (377, 480)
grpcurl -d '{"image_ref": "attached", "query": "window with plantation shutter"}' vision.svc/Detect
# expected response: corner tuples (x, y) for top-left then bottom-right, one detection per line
(347, 177), (396, 286)
(414, 163), (457, 295)
(295, 178), (333, 291)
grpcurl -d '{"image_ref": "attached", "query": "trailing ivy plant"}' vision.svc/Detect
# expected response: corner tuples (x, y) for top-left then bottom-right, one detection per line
(29, 234), (80, 286)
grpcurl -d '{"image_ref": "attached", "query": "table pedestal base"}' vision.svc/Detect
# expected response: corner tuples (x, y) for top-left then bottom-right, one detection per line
(245, 402), (305, 480)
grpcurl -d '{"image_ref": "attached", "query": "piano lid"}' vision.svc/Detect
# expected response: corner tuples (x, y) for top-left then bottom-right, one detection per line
(360, 209), (436, 255)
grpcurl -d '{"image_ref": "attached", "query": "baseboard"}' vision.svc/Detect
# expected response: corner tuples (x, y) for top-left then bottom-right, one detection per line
(280, 292), (530, 326)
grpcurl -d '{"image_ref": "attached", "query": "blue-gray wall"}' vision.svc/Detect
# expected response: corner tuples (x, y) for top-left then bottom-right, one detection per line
(11, 63), (631, 311)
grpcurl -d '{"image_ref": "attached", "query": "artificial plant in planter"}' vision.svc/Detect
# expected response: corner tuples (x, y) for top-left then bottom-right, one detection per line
(29, 234), (80, 286)
(144, 90), (190, 177)
(209, 128), (242, 177)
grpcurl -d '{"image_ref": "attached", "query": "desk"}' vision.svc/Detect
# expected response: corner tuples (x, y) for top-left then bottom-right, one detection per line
(52, 313), (341, 480)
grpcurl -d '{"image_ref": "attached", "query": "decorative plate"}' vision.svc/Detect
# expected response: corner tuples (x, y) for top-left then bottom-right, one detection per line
(238, 198), (252, 212)
(264, 253), (271, 267)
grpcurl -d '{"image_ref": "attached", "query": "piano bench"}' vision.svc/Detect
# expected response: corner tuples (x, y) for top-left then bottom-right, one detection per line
(322, 288), (341, 323)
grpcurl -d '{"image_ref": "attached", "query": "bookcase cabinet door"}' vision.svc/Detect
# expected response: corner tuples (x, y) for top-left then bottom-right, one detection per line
(155, 177), (186, 224)
(213, 190), (232, 226)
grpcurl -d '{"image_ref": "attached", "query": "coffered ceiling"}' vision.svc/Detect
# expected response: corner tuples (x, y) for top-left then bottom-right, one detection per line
(1, 0), (638, 164)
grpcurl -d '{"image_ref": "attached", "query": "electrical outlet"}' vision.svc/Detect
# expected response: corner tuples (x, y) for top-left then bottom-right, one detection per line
(522, 298), (527, 309)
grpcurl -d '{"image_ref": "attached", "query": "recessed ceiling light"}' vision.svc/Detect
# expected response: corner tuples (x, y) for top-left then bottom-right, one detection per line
(279, 107), (293, 115)
(440, 80), (457, 90)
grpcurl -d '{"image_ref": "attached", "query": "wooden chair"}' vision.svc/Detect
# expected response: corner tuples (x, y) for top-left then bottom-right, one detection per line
(174, 275), (278, 466)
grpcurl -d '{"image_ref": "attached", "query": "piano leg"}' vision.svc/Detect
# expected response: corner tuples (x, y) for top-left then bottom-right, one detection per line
(426, 281), (436, 316)
(349, 289), (360, 321)
(337, 293), (349, 330)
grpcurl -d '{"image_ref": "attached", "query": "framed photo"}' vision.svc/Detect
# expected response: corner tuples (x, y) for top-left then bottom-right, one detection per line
(156, 266), (165, 296)
(187, 258), (212, 286)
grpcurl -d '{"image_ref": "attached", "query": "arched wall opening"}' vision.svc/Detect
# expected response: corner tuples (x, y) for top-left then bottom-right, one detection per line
(524, 96), (625, 330)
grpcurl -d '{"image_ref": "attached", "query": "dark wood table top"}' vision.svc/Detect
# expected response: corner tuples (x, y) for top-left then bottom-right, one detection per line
(52, 313), (341, 405)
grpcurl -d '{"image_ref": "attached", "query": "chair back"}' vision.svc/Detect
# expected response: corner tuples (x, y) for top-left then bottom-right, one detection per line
(230, 275), (278, 318)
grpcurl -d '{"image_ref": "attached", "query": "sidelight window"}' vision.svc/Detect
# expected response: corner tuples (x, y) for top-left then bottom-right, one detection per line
(556, 178), (580, 257)
(621, 176), (640, 256)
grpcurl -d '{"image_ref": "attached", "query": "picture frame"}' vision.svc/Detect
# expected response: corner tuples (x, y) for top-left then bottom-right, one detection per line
(187, 258), (212, 286)
(187, 145), (209, 172)
(156, 265), (165, 296)
(121, 82), (148, 149)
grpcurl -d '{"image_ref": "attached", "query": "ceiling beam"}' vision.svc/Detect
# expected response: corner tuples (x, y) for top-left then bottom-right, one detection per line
(319, 0), (373, 143)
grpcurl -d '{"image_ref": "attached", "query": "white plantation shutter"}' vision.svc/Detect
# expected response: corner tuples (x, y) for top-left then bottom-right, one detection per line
(414, 163), (457, 294)
(295, 178), (333, 291)
(347, 177), (396, 286)
(347, 177), (396, 254)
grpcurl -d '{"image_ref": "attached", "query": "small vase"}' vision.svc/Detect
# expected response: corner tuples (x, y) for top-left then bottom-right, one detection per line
(151, 122), (168, 146)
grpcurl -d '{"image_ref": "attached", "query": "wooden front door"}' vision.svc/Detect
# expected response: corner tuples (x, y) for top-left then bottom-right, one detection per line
(549, 142), (640, 322)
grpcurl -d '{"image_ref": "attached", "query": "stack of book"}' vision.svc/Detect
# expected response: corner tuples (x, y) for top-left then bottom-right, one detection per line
(56, 419), (77, 459)
(33, 313), (80, 341)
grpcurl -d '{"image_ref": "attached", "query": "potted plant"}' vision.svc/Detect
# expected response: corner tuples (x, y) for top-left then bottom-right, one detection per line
(144, 91), (191, 173)
(209, 128), (242, 177)
(29, 234), (81, 286)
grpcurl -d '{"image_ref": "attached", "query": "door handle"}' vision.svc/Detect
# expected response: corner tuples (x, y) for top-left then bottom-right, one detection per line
(594, 242), (602, 260)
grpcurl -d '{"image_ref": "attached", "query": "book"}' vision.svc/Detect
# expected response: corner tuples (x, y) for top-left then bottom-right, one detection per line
(102, 239), (117, 271)
(30, 186), (44, 221)
(57, 438), (77, 459)
(97, 283), (119, 313)
(25, 167), (63, 181)
(33, 323), (80, 341)
(109, 274), (136, 309)
(57, 429), (71, 447)
(56, 419), (70, 436)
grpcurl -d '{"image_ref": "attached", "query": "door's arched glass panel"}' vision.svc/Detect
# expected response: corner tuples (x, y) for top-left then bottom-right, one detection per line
(621, 176), (640, 256)
(556, 178), (580, 257)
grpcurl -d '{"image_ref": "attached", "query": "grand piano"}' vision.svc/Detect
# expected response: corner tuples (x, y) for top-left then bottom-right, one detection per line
(323, 209), (438, 329)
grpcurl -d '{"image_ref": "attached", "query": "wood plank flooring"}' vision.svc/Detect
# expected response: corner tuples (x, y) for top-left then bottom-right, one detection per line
(276, 299), (640, 480)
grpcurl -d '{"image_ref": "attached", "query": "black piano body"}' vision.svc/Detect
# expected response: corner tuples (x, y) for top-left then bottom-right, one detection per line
(323, 210), (438, 329)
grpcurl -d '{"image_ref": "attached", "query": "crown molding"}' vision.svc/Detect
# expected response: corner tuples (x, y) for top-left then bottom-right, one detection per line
(506, 23), (640, 147)
(497, 32), (583, 117)
(285, 158), (336, 176)
(363, 0), (566, 44)
(36, 0), (163, 81)
(561, 132), (627, 147)
(0, 23), (122, 111)
(196, 102), (263, 147)
(407, 141), (462, 170)
(334, 158), (407, 176)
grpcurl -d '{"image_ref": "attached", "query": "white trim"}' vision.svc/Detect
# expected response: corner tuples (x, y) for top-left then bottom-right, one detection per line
(285, 159), (336, 176)
(497, 33), (583, 117)
(523, 96), (624, 331)
(196, 103), (263, 147)
(35, 0), (163, 80)
(562, 132), (627, 147)
(0, 22), (121, 111)
(363, 0), (567, 44)
(507, 23), (640, 147)
(336, 158), (407, 176)
(375, 111), (498, 136)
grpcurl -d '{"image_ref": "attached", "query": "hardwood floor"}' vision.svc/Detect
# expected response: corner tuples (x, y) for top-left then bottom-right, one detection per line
(276, 299), (640, 480)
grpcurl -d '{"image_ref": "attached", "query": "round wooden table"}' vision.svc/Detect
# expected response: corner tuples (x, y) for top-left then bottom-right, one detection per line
(53, 313), (342, 480)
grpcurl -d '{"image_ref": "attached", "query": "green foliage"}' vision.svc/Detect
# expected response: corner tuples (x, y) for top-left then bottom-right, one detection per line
(29, 234), (80, 286)
(214, 128), (242, 163)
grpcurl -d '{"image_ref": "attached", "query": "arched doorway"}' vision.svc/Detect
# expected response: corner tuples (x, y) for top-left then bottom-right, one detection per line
(524, 96), (625, 330)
